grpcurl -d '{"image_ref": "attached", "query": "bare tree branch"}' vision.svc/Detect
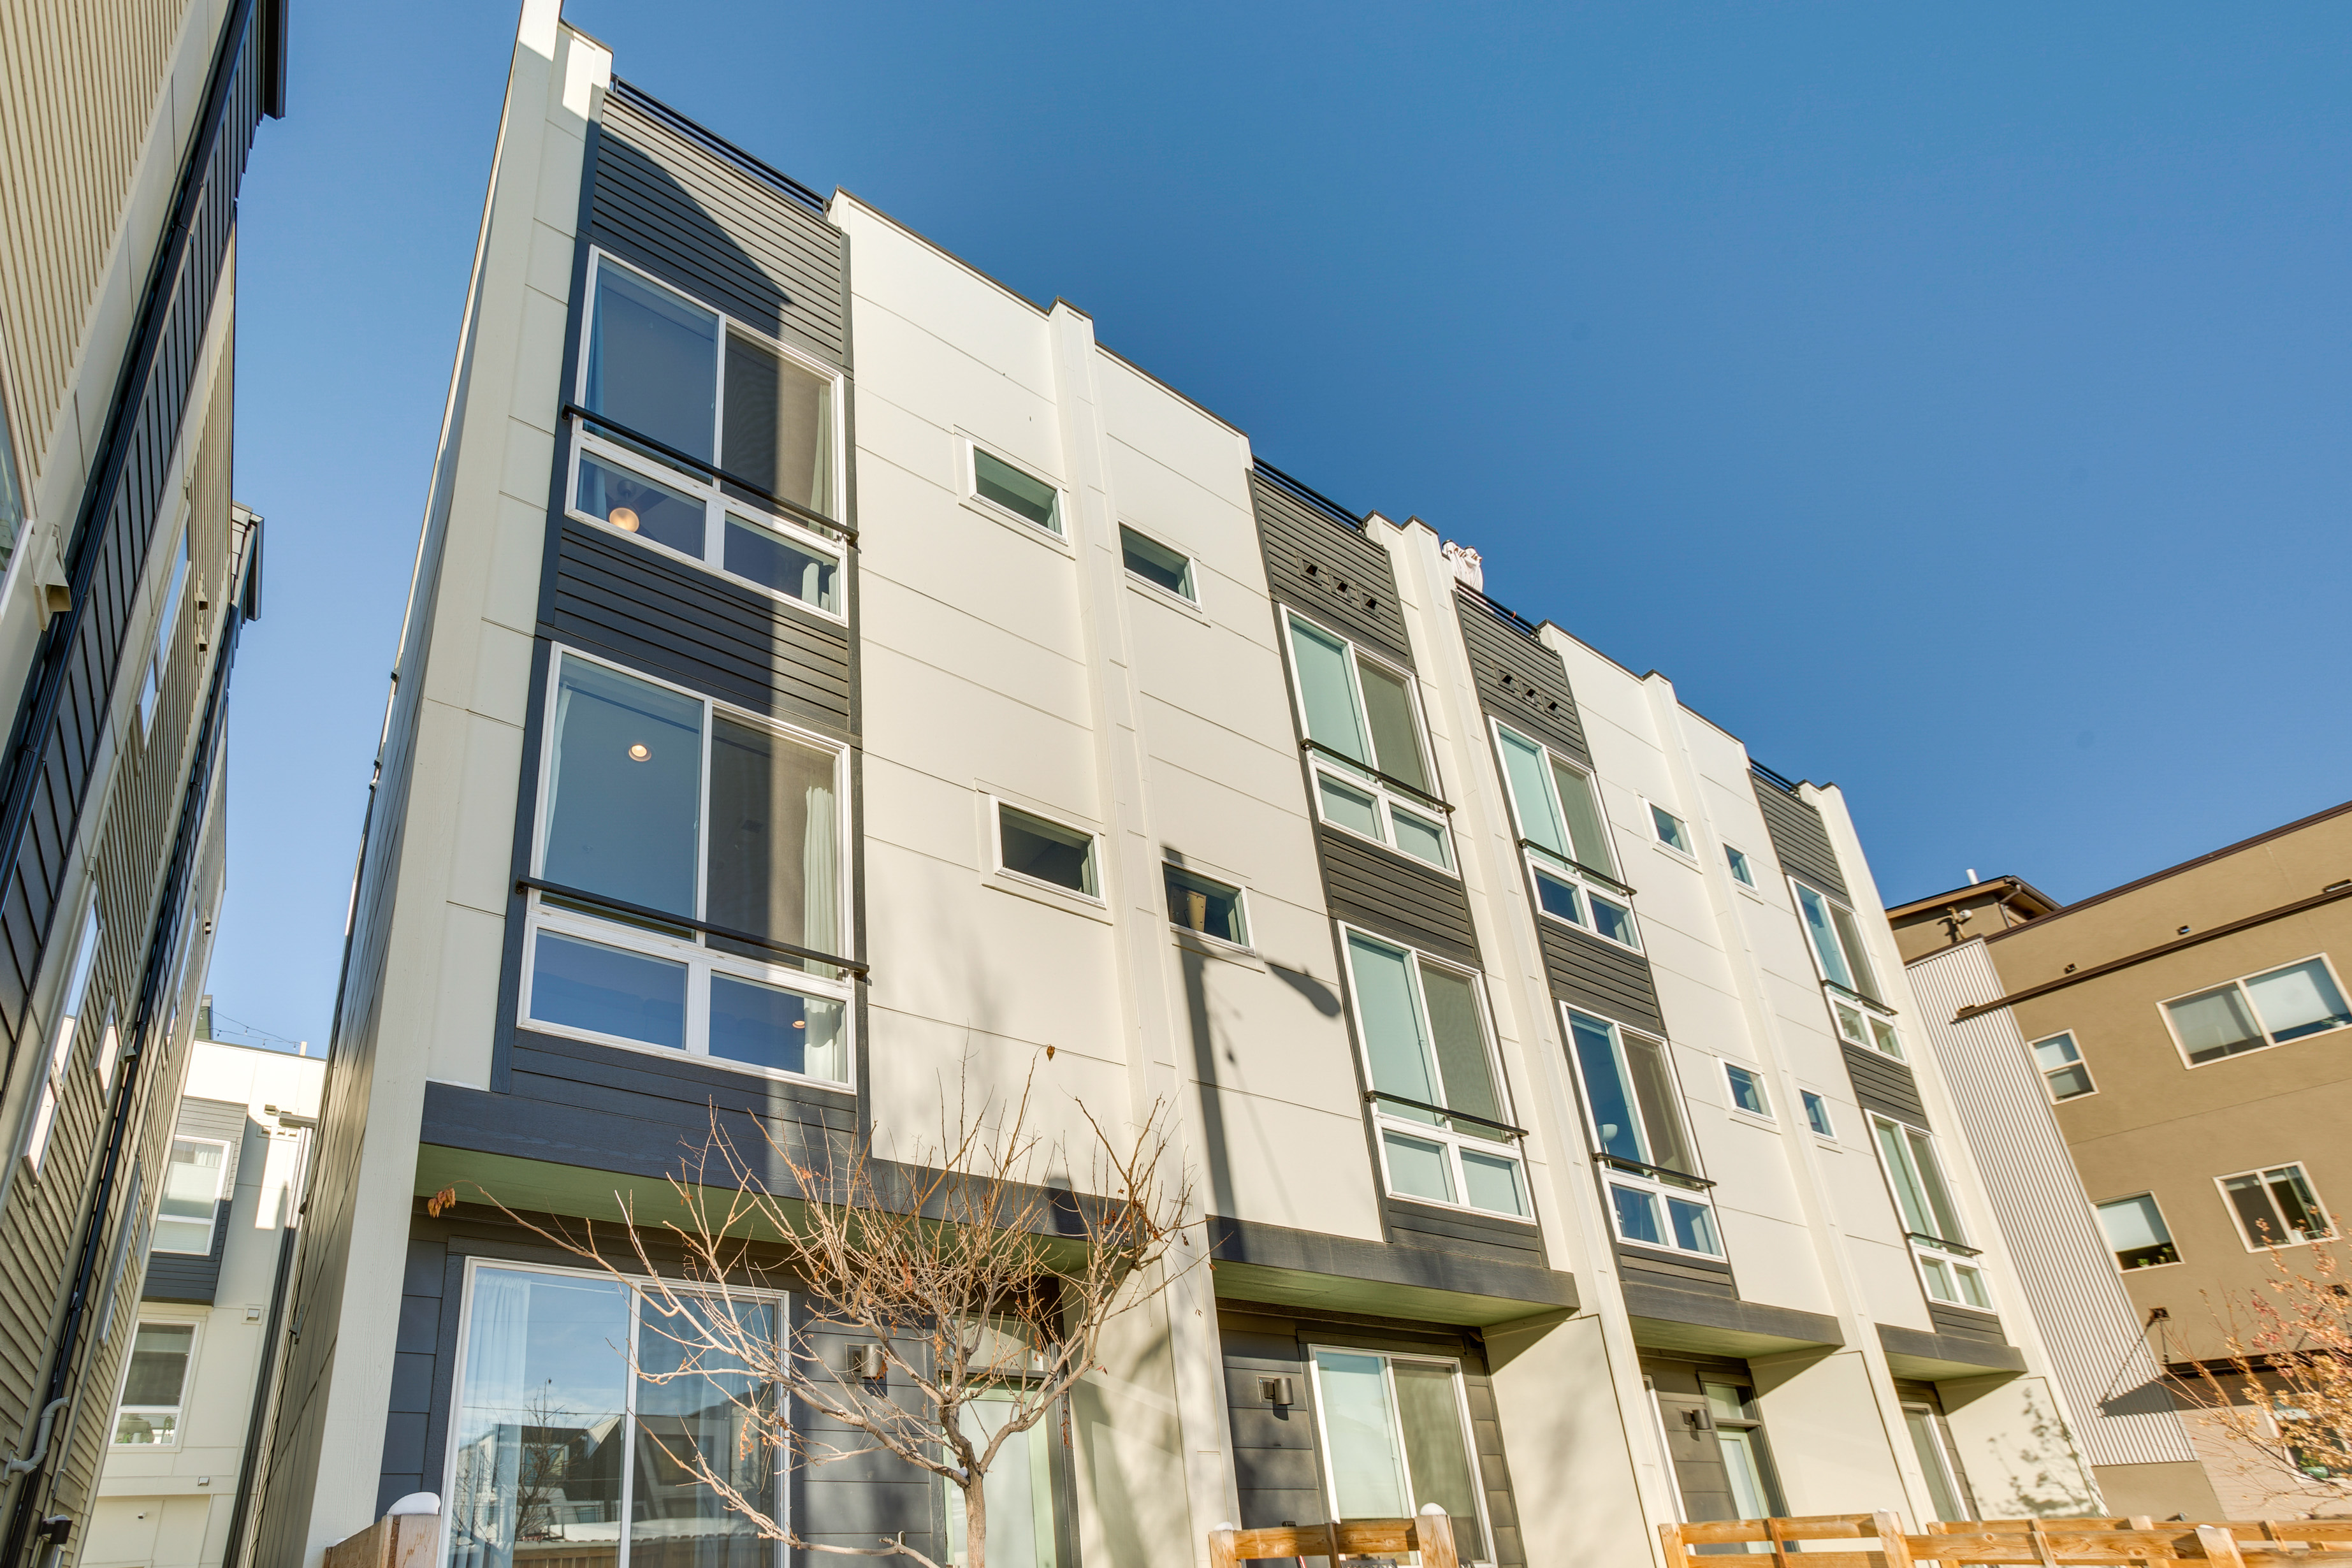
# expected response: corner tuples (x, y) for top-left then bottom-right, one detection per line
(2167, 1235), (2352, 1504)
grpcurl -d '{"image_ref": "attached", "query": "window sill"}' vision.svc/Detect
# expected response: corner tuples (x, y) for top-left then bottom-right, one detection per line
(985, 868), (1114, 923)
(961, 493), (1076, 557)
(1725, 1110), (1780, 1135)
(1172, 926), (1263, 970)
(1125, 572), (1209, 625)
(1386, 1191), (1540, 1229)
(1652, 841), (1701, 869)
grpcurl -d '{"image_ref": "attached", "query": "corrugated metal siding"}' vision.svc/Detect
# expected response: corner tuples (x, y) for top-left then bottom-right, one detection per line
(1906, 943), (2197, 1469)
(1321, 827), (1479, 968)
(1454, 590), (1589, 766)
(0, 0), (192, 495)
(1842, 1043), (1926, 1126)
(590, 89), (846, 369)
(1249, 470), (1411, 667)
(1538, 920), (1666, 1037)
(1751, 773), (1847, 899)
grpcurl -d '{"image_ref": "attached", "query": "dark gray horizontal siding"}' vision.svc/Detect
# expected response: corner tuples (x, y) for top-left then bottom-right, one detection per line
(1321, 828), (1479, 968)
(1843, 1043), (1927, 1126)
(1928, 1302), (2007, 1344)
(1538, 920), (1666, 1036)
(1752, 774), (1846, 899)
(141, 1200), (228, 1303)
(1250, 472), (1411, 667)
(546, 520), (850, 736)
(1383, 1196), (1544, 1265)
(1618, 1244), (1737, 1302)
(590, 94), (846, 367)
(1456, 591), (1589, 766)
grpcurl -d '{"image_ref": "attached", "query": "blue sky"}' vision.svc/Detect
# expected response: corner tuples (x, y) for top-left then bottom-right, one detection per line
(211, 1), (2352, 1050)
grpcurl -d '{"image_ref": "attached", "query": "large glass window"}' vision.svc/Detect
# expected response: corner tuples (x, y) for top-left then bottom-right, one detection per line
(2164, 957), (2352, 1066)
(1707, 1383), (1785, 1521)
(1871, 1116), (1991, 1309)
(113, 1322), (194, 1446)
(570, 254), (843, 616)
(1492, 722), (1637, 949)
(1794, 881), (1901, 1055)
(1344, 934), (1528, 1220)
(1903, 1404), (1971, 1522)
(525, 653), (851, 1085)
(447, 1263), (779, 1568)
(945, 1391), (1061, 1568)
(23, 901), (103, 1173)
(1285, 614), (1452, 871)
(153, 1136), (229, 1255)
(2219, 1163), (2334, 1249)
(1309, 1349), (1491, 1565)
(2096, 1193), (2181, 1270)
(2030, 1031), (2095, 1100)
(1567, 1008), (1720, 1257)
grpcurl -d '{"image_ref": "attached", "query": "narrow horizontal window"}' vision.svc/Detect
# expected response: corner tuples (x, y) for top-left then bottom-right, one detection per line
(723, 514), (839, 613)
(2168, 957), (2352, 1066)
(1119, 525), (1194, 601)
(1725, 1064), (1771, 1119)
(973, 447), (1061, 535)
(2030, 1031), (2094, 1100)
(1165, 864), (1247, 946)
(2096, 1193), (2179, 1270)
(998, 804), (1098, 897)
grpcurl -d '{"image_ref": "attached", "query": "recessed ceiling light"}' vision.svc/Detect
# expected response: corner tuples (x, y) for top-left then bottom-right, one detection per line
(627, 743), (650, 762)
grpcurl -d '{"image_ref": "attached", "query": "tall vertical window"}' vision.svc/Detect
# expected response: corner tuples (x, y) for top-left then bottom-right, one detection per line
(153, 1136), (229, 1254)
(2095, 1193), (2181, 1270)
(0, 382), (23, 571)
(1308, 1349), (1491, 1565)
(2162, 957), (2352, 1065)
(1871, 1116), (1990, 1309)
(1903, 1404), (1971, 1522)
(524, 652), (852, 1085)
(1344, 933), (1528, 1219)
(113, 1322), (195, 1445)
(1492, 722), (1637, 948)
(1284, 613), (1452, 869)
(1794, 881), (1900, 1055)
(1567, 1008), (1720, 1257)
(24, 903), (102, 1173)
(2029, 1032), (2095, 1100)
(139, 527), (191, 734)
(2219, 1163), (2333, 1249)
(446, 1263), (778, 1568)
(1706, 1383), (1784, 1521)
(569, 254), (845, 616)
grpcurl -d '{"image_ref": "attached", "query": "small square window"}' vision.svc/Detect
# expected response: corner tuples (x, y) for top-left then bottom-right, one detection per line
(973, 448), (1061, 535)
(1801, 1091), (1834, 1139)
(1726, 845), (1756, 887)
(1725, 1064), (1771, 1119)
(1165, 865), (1247, 947)
(1120, 526), (1195, 602)
(2030, 1032), (2095, 1101)
(998, 804), (1096, 896)
(2096, 1193), (2180, 1270)
(1650, 804), (1693, 855)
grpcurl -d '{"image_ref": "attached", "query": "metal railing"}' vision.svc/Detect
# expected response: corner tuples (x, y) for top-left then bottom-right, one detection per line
(1302, 739), (1453, 814)
(1519, 839), (1635, 897)
(1365, 1090), (1527, 1140)
(1595, 1152), (1717, 1191)
(518, 876), (870, 978)
(563, 403), (857, 544)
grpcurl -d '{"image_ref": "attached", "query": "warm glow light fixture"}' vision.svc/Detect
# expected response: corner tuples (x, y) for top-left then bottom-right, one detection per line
(609, 506), (641, 533)
(627, 743), (651, 762)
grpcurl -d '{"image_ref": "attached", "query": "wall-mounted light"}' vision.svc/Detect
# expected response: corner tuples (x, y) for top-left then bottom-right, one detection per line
(609, 507), (641, 533)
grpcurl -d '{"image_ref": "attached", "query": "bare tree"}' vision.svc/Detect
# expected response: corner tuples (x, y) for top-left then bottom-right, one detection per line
(2169, 1237), (2352, 1505)
(488, 1066), (1199, 1567)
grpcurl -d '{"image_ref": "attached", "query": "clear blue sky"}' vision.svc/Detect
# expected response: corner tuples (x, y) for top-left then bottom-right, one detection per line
(212, 1), (2352, 1051)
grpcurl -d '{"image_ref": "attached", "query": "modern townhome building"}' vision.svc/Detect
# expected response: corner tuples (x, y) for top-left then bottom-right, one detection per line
(0, 0), (280, 1561)
(86, 1027), (321, 1568)
(250, 9), (2107, 1565)
(1893, 802), (2352, 1521)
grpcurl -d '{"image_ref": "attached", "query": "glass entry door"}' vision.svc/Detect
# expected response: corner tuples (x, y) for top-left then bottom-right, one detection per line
(943, 1392), (1061, 1568)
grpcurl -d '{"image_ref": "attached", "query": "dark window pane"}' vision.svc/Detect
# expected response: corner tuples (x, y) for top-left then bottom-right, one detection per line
(973, 449), (1059, 532)
(1119, 526), (1192, 598)
(1572, 1012), (1644, 1165)
(1393, 1363), (1485, 1558)
(723, 516), (838, 611)
(999, 806), (1094, 894)
(585, 265), (718, 463)
(1165, 866), (1245, 945)
(530, 930), (686, 1049)
(1625, 1031), (1694, 1176)
(1421, 961), (1501, 1129)
(122, 1323), (193, 1406)
(1592, 896), (1640, 948)
(722, 332), (832, 513)
(1533, 866), (1586, 926)
(577, 453), (706, 558)
(709, 973), (846, 1082)
(541, 658), (703, 917)
(2225, 1172), (2285, 1245)
(706, 717), (838, 954)
(1355, 657), (1429, 793)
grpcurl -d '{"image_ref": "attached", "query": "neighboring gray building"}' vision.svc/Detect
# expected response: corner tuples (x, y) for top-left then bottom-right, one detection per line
(252, 10), (2109, 1566)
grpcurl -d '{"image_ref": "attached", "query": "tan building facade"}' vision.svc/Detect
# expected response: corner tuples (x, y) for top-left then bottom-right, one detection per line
(1894, 801), (2352, 1519)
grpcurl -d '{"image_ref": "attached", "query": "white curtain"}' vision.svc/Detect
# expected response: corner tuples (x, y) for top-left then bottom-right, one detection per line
(802, 777), (838, 960)
(451, 1268), (535, 1568)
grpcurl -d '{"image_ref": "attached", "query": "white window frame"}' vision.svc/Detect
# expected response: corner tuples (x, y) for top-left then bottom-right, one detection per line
(2216, 1162), (2335, 1252)
(2094, 1191), (2183, 1272)
(1489, 719), (1639, 952)
(2029, 1030), (2096, 1102)
(24, 899), (103, 1175)
(521, 646), (855, 1090)
(567, 250), (849, 620)
(1302, 1345), (1495, 1568)
(1117, 523), (1198, 606)
(1340, 926), (1532, 1224)
(1722, 1062), (1773, 1123)
(138, 522), (192, 737)
(989, 797), (1105, 906)
(1644, 799), (1696, 862)
(2158, 953), (2352, 1070)
(439, 1256), (790, 1568)
(1163, 861), (1251, 952)
(1868, 1114), (1993, 1310)
(960, 435), (1069, 542)
(1791, 878), (1902, 1057)
(152, 1133), (231, 1256)
(1725, 844), (1759, 889)
(1282, 609), (1455, 873)
(111, 1314), (201, 1448)
(1565, 1005), (1724, 1259)
(1800, 1089), (1836, 1141)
